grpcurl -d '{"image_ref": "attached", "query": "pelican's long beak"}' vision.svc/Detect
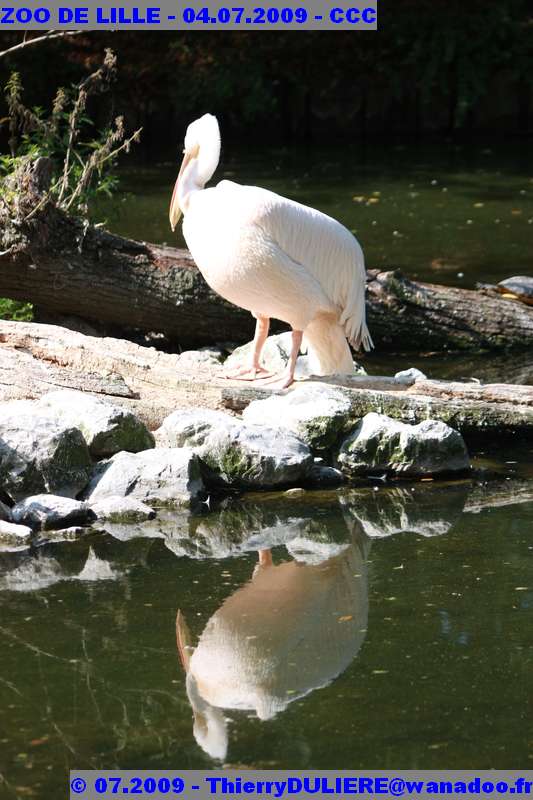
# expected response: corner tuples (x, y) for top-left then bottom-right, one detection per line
(176, 609), (194, 671)
(169, 152), (191, 232)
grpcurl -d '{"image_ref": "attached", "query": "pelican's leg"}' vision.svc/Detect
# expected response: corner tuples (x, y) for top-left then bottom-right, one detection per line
(224, 315), (272, 380)
(253, 548), (273, 578)
(258, 549), (273, 567)
(257, 329), (303, 389)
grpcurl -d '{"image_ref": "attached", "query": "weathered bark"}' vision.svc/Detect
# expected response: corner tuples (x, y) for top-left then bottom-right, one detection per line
(2, 320), (532, 440)
(1, 162), (533, 352)
(365, 269), (533, 352)
(0, 320), (224, 429)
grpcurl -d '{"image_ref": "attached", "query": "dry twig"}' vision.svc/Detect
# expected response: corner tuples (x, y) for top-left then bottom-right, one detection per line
(0, 30), (83, 61)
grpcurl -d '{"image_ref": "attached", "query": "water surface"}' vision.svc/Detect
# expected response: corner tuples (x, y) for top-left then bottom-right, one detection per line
(1, 460), (533, 795)
(97, 141), (533, 288)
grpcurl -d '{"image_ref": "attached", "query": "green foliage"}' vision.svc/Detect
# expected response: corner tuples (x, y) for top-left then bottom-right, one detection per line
(0, 49), (141, 323)
(1, 49), (141, 216)
(0, 297), (33, 321)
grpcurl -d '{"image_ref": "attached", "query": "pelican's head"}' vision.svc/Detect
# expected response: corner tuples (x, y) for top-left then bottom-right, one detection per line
(169, 113), (221, 231)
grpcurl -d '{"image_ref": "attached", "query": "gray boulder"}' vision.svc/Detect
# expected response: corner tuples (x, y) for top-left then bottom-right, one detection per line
(156, 408), (313, 490)
(155, 408), (235, 448)
(86, 448), (204, 508)
(0, 520), (32, 550)
(90, 495), (156, 523)
(243, 384), (353, 450)
(0, 403), (92, 502)
(200, 423), (313, 489)
(337, 412), (470, 478)
(38, 390), (154, 458)
(11, 494), (95, 531)
(308, 463), (345, 488)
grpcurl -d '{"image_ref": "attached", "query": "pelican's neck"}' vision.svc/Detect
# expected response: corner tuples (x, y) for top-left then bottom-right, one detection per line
(179, 138), (220, 216)
(178, 159), (201, 215)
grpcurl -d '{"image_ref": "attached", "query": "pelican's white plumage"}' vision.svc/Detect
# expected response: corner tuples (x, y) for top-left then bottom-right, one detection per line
(170, 114), (372, 384)
(176, 531), (370, 761)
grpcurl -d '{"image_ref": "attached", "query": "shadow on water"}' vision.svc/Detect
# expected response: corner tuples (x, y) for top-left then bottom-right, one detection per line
(1, 476), (533, 792)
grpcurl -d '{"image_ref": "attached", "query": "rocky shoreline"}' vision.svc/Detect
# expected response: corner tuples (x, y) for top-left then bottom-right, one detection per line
(0, 378), (473, 551)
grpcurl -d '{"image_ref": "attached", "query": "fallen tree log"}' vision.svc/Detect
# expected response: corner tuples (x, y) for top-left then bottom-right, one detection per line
(1, 320), (532, 439)
(1, 159), (533, 352)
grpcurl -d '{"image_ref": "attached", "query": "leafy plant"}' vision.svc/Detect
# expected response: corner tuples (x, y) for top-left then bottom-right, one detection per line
(0, 49), (142, 322)
(1, 48), (141, 217)
(0, 297), (33, 321)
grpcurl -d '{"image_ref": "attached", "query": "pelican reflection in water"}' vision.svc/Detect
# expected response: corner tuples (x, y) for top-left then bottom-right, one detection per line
(176, 530), (371, 760)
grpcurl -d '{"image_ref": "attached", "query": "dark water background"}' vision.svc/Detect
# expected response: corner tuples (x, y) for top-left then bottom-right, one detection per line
(96, 141), (533, 288)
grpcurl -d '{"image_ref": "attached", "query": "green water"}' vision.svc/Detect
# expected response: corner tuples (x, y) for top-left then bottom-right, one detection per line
(97, 142), (533, 288)
(1, 454), (533, 794)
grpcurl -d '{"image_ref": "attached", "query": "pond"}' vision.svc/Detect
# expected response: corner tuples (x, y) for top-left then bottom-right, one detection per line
(94, 140), (533, 385)
(1, 453), (533, 796)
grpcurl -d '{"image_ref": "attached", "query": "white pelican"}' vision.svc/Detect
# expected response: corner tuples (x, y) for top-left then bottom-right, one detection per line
(169, 114), (373, 388)
(176, 532), (370, 761)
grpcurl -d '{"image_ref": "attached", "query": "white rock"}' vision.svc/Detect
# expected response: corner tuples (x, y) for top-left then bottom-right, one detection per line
(337, 412), (470, 477)
(0, 520), (33, 548)
(155, 408), (235, 448)
(177, 349), (223, 368)
(38, 390), (154, 458)
(243, 384), (353, 450)
(0, 404), (92, 502)
(156, 407), (312, 490)
(394, 367), (427, 382)
(12, 494), (95, 530)
(86, 448), (204, 508)
(90, 495), (156, 523)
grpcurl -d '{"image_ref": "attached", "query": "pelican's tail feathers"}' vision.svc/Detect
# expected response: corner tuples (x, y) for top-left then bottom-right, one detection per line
(303, 315), (355, 376)
(339, 270), (374, 352)
(349, 318), (374, 353)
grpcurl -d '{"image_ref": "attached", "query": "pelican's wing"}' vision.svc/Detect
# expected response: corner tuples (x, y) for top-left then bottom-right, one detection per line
(243, 185), (372, 350)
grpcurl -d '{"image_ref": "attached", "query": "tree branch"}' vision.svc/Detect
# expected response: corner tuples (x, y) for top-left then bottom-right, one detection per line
(0, 31), (84, 61)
